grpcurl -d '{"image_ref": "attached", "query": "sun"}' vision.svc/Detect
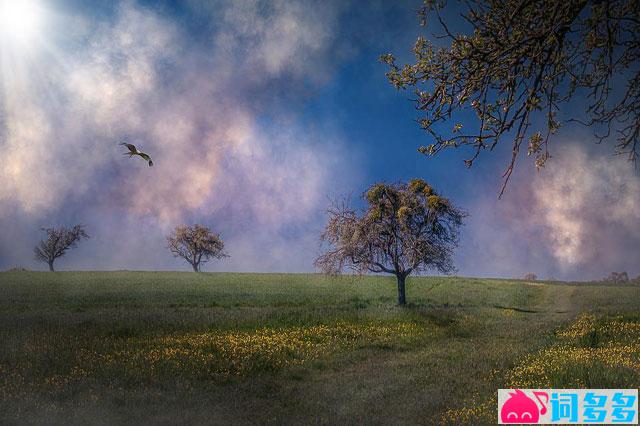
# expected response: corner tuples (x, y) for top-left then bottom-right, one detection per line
(0, 0), (42, 43)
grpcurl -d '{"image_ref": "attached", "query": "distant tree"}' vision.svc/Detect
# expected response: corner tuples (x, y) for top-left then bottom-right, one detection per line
(524, 273), (538, 281)
(167, 224), (229, 272)
(603, 271), (630, 284)
(34, 225), (89, 272)
(382, 0), (640, 195)
(6, 266), (28, 272)
(315, 179), (465, 305)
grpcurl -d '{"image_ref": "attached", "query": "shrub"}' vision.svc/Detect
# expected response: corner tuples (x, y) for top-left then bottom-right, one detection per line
(603, 272), (629, 284)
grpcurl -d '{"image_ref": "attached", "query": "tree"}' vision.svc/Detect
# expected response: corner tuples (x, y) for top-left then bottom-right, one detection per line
(603, 271), (630, 284)
(382, 0), (640, 195)
(34, 225), (89, 272)
(315, 179), (465, 305)
(166, 224), (229, 272)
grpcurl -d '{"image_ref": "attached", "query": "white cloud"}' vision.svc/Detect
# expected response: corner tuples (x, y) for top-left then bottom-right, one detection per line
(212, 0), (341, 80)
(532, 144), (640, 270)
(460, 142), (640, 280)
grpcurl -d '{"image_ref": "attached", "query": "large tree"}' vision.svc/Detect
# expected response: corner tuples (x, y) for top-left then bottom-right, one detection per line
(315, 179), (465, 305)
(166, 224), (229, 272)
(34, 225), (89, 272)
(382, 0), (640, 195)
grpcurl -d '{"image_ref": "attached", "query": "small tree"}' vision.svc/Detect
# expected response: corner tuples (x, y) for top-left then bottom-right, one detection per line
(34, 225), (89, 272)
(315, 179), (465, 305)
(167, 224), (229, 272)
(524, 273), (538, 281)
(604, 271), (630, 284)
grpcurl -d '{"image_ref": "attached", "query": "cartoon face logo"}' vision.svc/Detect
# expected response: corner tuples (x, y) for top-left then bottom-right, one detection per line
(500, 389), (548, 423)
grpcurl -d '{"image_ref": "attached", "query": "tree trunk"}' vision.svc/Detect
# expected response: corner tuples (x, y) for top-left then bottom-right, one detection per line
(48, 260), (54, 272)
(191, 262), (199, 272)
(397, 274), (406, 306)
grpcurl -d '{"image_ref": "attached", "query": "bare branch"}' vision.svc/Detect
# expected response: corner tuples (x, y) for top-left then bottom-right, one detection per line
(166, 224), (229, 272)
(382, 0), (640, 195)
(34, 225), (89, 271)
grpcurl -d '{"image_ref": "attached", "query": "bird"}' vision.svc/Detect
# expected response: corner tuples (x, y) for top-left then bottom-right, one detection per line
(120, 142), (153, 167)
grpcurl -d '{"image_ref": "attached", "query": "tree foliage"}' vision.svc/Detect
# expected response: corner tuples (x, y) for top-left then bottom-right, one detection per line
(382, 0), (640, 195)
(166, 224), (229, 272)
(34, 225), (89, 272)
(315, 179), (465, 305)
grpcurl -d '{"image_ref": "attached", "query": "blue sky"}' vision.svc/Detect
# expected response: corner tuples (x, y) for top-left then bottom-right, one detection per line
(0, 0), (638, 280)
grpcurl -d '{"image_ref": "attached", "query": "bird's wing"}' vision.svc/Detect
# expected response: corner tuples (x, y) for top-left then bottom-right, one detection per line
(120, 143), (137, 153)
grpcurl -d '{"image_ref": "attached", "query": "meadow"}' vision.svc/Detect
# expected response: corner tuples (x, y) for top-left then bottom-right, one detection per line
(0, 271), (639, 425)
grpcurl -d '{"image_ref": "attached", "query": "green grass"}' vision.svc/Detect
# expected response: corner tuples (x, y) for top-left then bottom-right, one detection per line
(0, 271), (639, 425)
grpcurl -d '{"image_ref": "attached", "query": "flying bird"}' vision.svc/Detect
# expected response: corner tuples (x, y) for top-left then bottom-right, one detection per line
(120, 142), (153, 167)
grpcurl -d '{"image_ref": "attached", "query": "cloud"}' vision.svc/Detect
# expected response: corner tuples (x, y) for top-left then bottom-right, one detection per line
(0, 1), (358, 271)
(212, 0), (341, 80)
(531, 144), (640, 273)
(460, 142), (640, 280)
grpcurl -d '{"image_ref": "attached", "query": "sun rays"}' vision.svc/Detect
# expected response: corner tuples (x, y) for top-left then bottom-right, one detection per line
(0, 0), (43, 43)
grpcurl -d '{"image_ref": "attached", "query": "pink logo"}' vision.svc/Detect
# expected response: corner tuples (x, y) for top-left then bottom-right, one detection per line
(500, 389), (548, 423)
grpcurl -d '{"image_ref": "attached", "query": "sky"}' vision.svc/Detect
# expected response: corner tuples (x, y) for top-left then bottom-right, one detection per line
(0, 0), (638, 280)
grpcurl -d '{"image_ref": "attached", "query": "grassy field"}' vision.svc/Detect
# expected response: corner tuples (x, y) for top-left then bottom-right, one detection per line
(1, 272), (639, 425)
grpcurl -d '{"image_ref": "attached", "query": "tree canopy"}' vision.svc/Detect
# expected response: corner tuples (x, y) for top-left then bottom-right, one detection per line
(382, 0), (640, 195)
(166, 224), (229, 272)
(34, 225), (89, 272)
(315, 179), (465, 305)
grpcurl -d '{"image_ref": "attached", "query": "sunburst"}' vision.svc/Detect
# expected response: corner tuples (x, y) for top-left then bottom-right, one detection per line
(0, 0), (43, 44)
